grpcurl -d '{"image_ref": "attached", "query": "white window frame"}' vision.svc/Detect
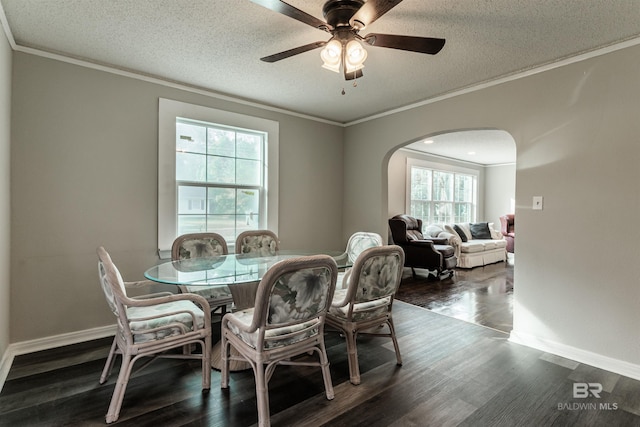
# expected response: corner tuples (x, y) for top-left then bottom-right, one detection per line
(158, 98), (279, 258)
(405, 157), (478, 226)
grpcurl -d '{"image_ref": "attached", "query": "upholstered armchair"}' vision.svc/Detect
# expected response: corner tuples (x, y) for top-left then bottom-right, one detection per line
(388, 214), (457, 279)
(500, 214), (515, 253)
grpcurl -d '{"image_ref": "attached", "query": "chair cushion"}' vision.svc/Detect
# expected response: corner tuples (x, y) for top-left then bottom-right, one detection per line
(460, 241), (487, 253)
(226, 308), (321, 350)
(460, 239), (508, 253)
(329, 289), (391, 321)
(127, 300), (205, 344)
(239, 234), (278, 256)
(177, 238), (225, 259)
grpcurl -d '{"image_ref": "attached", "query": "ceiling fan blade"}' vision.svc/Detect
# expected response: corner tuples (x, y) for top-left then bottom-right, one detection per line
(260, 41), (327, 63)
(250, 0), (331, 31)
(364, 34), (446, 55)
(349, 0), (403, 30)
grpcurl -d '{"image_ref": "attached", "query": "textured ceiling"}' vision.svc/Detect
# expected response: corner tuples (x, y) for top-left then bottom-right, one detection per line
(2, 0), (640, 126)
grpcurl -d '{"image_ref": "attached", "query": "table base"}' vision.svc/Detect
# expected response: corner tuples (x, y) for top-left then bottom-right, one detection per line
(210, 281), (260, 372)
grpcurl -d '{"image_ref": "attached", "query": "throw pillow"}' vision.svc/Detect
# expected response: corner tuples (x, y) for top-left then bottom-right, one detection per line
(488, 222), (502, 240)
(453, 224), (468, 242)
(425, 224), (444, 238)
(470, 222), (492, 239)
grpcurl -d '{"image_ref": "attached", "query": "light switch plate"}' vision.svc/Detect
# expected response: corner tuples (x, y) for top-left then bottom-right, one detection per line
(533, 196), (543, 210)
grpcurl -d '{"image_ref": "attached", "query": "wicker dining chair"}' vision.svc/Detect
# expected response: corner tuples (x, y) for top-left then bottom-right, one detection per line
(220, 255), (338, 427)
(96, 247), (212, 423)
(235, 229), (280, 256)
(334, 231), (384, 289)
(171, 232), (234, 315)
(326, 245), (405, 385)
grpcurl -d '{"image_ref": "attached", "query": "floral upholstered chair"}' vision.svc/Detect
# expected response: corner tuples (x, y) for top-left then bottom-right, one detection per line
(96, 247), (211, 423)
(326, 245), (405, 385)
(334, 231), (384, 289)
(171, 232), (233, 315)
(235, 229), (279, 256)
(220, 255), (338, 427)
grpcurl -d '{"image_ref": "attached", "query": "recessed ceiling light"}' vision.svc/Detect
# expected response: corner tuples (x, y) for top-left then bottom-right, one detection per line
(423, 140), (434, 144)
(468, 151), (476, 155)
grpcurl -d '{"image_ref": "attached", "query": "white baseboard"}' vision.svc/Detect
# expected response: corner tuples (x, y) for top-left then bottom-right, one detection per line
(0, 324), (116, 393)
(0, 346), (15, 393)
(509, 329), (640, 381)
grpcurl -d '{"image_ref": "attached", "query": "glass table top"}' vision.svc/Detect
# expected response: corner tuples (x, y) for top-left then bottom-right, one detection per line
(144, 250), (349, 287)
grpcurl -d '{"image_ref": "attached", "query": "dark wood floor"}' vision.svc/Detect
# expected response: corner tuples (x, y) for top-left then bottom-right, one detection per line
(2, 259), (639, 426)
(395, 256), (514, 333)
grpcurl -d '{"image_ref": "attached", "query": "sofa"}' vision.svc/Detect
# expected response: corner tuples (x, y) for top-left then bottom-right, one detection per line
(388, 214), (457, 280)
(423, 222), (507, 269)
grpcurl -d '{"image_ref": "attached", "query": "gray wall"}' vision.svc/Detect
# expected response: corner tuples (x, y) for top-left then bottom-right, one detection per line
(485, 164), (516, 227)
(10, 53), (344, 342)
(344, 44), (640, 369)
(0, 29), (11, 359)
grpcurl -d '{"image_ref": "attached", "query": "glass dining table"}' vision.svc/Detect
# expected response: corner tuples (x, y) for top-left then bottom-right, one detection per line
(144, 250), (351, 370)
(145, 250), (350, 302)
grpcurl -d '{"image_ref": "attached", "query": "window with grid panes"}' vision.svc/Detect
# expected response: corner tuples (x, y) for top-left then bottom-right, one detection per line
(409, 164), (477, 226)
(175, 119), (265, 245)
(158, 99), (279, 257)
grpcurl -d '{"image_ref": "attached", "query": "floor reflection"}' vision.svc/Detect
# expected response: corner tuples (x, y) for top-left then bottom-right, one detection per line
(395, 256), (514, 333)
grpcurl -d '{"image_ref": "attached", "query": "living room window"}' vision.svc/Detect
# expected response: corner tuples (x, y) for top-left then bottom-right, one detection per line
(407, 159), (477, 225)
(158, 99), (279, 257)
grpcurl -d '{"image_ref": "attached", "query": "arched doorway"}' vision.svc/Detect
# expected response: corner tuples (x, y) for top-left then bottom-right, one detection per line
(386, 129), (516, 333)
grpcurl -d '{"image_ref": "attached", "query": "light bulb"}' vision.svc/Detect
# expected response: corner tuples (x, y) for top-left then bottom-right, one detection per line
(344, 40), (367, 72)
(320, 39), (342, 73)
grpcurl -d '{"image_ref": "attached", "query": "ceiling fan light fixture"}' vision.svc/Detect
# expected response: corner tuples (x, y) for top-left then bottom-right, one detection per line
(321, 39), (342, 73)
(344, 39), (367, 72)
(253, 0), (445, 82)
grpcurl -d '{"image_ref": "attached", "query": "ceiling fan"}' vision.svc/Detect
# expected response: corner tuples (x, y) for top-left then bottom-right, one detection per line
(250, 0), (446, 80)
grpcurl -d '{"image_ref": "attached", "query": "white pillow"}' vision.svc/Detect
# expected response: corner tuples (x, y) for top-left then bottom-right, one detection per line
(488, 222), (503, 240)
(424, 224), (444, 238)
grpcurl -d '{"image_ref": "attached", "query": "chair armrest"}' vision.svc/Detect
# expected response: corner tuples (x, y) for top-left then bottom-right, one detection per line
(405, 239), (437, 249)
(132, 291), (174, 300)
(437, 231), (461, 246)
(333, 252), (348, 266)
(124, 279), (156, 288)
(331, 270), (353, 308)
(222, 309), (257, 334)
(428, 237), (448, 245)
